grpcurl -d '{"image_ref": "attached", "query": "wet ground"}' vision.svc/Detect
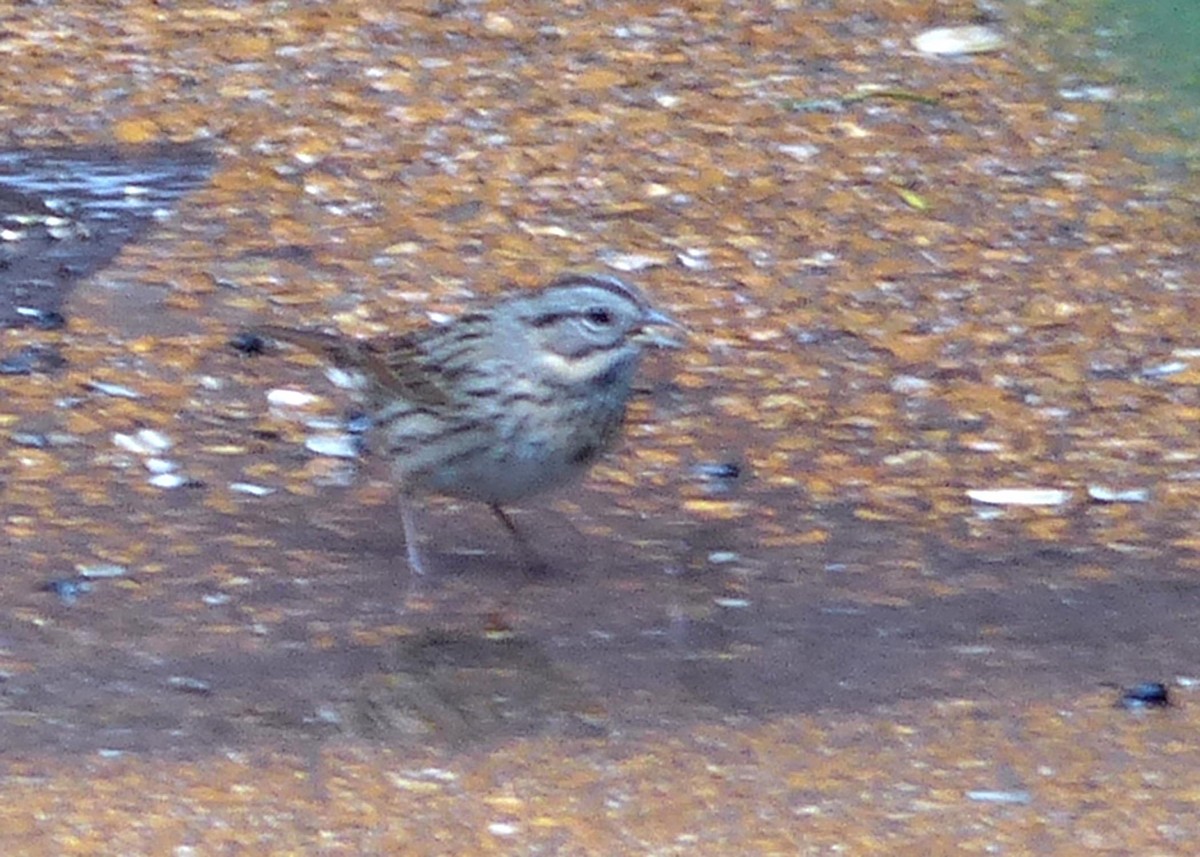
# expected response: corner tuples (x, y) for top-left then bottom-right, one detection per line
(3, 0), (1200, 853)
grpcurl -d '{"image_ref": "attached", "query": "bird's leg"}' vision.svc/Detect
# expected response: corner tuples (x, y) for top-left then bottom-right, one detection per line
(490, 504), (550, 577)
(400, 493), (427, 576)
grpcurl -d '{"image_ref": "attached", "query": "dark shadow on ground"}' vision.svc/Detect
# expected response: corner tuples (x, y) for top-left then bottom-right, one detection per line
(2, 497), (1195, 758)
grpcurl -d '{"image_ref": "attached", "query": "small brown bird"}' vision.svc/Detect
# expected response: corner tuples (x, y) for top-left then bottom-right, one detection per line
(253, 272), (682, 575)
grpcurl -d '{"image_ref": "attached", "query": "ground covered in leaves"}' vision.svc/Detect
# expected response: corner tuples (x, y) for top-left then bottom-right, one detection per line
(2, 0), (1200, 853)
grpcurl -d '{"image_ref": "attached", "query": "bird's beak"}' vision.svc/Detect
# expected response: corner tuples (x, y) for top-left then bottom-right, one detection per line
(637, 307), (687, 349)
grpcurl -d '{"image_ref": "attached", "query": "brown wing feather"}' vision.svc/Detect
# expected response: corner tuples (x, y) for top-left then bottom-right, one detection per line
(253, 325), (455, 410)
(369, 334), (458, 409)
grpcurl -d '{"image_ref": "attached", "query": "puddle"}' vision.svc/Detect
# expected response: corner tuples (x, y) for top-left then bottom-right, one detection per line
(0, 144), (214, 330)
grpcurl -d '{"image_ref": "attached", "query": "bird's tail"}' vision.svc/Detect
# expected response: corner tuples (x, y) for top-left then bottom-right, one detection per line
(252, 325), (408, 398)
(254, 325), (364, 365)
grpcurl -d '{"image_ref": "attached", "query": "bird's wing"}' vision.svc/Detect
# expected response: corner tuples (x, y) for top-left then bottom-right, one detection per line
(368, 334), (458, 410)
(254, 325), (457, 410)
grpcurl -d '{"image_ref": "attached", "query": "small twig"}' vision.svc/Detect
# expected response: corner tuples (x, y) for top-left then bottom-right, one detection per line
(784, 86), (941, 113)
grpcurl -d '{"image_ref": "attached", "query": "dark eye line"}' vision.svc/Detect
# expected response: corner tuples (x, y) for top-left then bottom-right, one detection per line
(530, 309), (615, 329)
(529, 312), (568, 329)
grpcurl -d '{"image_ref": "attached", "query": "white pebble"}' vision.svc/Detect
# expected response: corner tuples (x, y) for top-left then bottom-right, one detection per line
(487, 822), (519, 837)
(1086, 486), (1150, 503)
(965, 789), (1031, 804)
(230, 482), (276, 497)
(149, 473), (189, 489)
(912, 25), (1005, 56)
(88, 381), (141, 399)
(326, 367), (366, 390)
(113, 429), (172, 456)
(112, 434), (141, 454)
(305, 434), (359, 459)
(138, 429), (173, 452)
(601, 252), (667, 272)
(677, 249), (712, 271)
(303, 416), (344, 431)
(76, 563), (127, 579)
(1059, 86), (1117, 103)
(417, 768), (458, 782)
(144, 457), (178, 474)
(267, 388), (319, 408)
(966, 488), (1070, 506)
(1142, 361), (1187, 378)
(778, 143), (820, 162)
(891, 375), (932, 394)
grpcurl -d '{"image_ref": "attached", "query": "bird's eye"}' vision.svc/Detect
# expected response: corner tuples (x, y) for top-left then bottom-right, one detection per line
(585, 307), (613, 326)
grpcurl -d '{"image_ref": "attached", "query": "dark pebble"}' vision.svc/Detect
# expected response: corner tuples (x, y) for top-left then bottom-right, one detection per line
(9, 431), (48, 448)
(694, 461), (742, 480)
(0, 343), (67, 375)
(0, 353), (36, 375)
(229, 331), (268, 355)
(691, 461), (746, 494)
(1118, 681), (1170, 710)
(41, 578), (93, 605)
(15, 307), (67, 330)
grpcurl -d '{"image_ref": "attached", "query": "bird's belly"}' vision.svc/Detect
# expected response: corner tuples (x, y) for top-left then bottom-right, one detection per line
(422, 415), (620, 504)
(425, 449), (590, 504)
(389, 385), (629, 504)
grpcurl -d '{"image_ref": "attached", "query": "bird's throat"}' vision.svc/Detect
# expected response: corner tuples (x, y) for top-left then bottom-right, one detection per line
(539, 348), (635, 389)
